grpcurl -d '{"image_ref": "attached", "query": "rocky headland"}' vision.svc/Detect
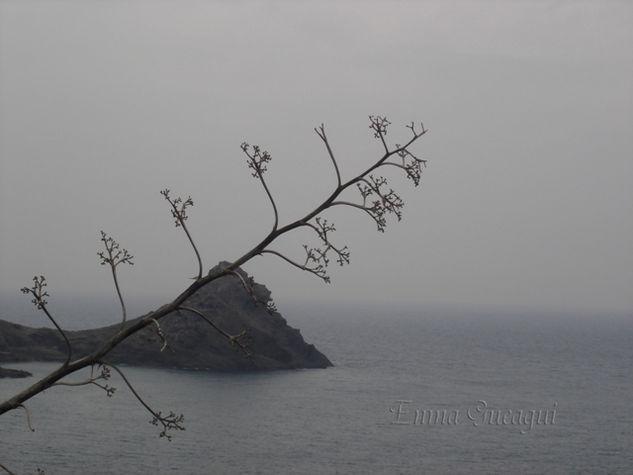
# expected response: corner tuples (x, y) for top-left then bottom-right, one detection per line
(0, 263), (331, 377)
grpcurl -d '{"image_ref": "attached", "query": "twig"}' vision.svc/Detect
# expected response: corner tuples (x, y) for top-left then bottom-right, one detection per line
(0, 463), (15, 475)
(160, 189), (203, 280)
(330, 200), (386, 231)
(260, 248), (331, 283)
(369, 115), (391, 153)
(52, 364), (116, 397)
(18, 404), (35, 432)
(21, 276), (72, 366)
(178, 305), (252, 357)
(241, 143), (280, 231)
(226, 270), (277, 313)
(98, 231), (134, 324)
(314, 124), (342, 187)
(104, 362), (184, 440)
(150, 318), (168, 352)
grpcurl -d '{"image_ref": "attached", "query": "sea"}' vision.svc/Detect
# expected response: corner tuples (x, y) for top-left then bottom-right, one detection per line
(1, 295), (632, 474)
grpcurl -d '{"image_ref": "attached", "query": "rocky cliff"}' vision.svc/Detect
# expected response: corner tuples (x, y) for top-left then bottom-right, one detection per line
(0, 263), (331, 375)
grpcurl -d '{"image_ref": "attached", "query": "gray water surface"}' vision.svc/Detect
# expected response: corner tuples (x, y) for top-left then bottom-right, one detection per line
(1, 303), (632, 474)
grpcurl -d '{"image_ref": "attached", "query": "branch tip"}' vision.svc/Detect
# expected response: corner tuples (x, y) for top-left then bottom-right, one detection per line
(161, 189), (203, 279)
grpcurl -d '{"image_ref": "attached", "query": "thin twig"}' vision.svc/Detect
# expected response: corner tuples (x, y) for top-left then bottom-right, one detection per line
(315, 124), (342, 187)
(226, 270), (271, 310)
(98, 231), (134, 324)
(258, 174), (279, 232)
(178, 305), (252, 357)
(150, 318), (168, 352)
(160, 190), (203, 280)
(260, 249), (330, 282)
(180, 218), (203, 280)
(241, 143), (280, 231)
(104, 362), (184, 440)
(40, 305), (72, 366)
(330, 200), (385, 230)
(52, 365), (116, 397)
(21, 277), (72, 366)
(18, 404), (35, 432)
(0, 463), (15, 475)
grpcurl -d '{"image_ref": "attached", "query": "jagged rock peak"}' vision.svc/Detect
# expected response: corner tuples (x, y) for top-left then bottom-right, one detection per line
(0, 262), (332, 372)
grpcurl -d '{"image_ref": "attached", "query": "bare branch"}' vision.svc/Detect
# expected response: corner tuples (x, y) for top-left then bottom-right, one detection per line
(0, 463), (15, 475)
(18, 404), (35, 432)
(150, 318), (169, 352)
(1, 116), (429, 438)
(104, 362), (185, 440)
(226, 270), (277, 314)
(97, 231), (134, 323)
(160, 189), (203, 280)
(369, 115), (391, 153)
(260, 248), (331, 283)
(303, 218), (350, 267)
(240, 142), (280, 231)
(380, 142), (427, 186)
(358, 175), (403, 220)
(178, 305), (253, 357)
(20, 276), (72, 366)
(406, 120), (428, 139)
(314, 124), (342, 187)
(330, 200), (387, 231)
(52, 364), (116, 397)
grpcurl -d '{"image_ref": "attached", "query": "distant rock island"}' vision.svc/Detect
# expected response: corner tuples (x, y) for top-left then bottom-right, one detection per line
(0, 366), (32, 378)
(0, 262), (331, 377)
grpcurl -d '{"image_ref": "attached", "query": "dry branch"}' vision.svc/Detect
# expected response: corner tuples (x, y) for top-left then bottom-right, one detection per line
(0, 116), (428, 442)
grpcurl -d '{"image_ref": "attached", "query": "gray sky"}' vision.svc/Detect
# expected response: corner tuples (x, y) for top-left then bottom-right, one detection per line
(1, 1), (632, 314)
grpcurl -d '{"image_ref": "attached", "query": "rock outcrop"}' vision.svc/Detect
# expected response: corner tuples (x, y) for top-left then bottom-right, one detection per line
(0, 263), (331, 373)
(0, 366), (32, 378)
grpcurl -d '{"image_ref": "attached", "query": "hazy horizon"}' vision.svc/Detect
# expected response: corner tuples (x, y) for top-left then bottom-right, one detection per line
(1, 286), (630, 333)
(1, 2), (632, 315)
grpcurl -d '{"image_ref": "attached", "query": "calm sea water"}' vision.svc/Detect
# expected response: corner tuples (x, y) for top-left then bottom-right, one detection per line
(1, 298), (633, 474)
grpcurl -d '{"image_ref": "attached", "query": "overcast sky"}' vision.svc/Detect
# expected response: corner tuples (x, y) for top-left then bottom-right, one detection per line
(1, 1), (631, 315)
